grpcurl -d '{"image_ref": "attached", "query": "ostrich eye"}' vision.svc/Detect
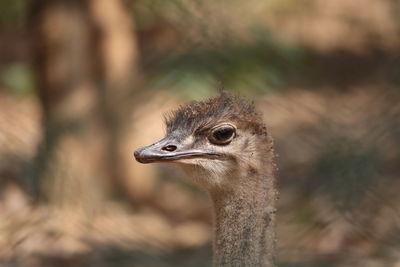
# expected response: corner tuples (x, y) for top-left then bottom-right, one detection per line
(209, 125), (236, 145)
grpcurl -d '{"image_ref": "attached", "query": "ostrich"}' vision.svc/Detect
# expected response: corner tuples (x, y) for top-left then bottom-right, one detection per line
(134, 92), (277, 267)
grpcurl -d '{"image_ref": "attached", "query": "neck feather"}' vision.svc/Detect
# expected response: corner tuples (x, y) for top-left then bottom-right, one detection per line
(209, 138), (277, 267)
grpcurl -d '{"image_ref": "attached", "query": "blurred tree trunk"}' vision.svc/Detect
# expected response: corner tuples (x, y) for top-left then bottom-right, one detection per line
(31, 0), (139, 211)
(87, 0), (141, 202)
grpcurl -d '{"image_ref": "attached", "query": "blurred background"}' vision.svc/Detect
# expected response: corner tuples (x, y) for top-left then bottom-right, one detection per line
(0, 0), (400, 266)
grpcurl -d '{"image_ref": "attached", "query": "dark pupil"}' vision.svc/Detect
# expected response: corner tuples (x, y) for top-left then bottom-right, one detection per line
(213, 127), (234, 141)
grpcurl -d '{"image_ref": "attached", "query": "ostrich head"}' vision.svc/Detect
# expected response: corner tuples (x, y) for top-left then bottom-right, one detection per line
(134, 92), (271, 190)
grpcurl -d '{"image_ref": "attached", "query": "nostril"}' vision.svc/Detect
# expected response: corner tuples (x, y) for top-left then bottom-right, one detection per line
(162, 145), (177, 152)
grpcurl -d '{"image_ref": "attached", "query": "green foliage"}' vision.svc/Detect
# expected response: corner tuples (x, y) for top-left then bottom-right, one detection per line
(149, 35), (312, 97)
(131, 0), (316, 96)
(0, 0), (29, 26)
(1, 63), (35, 96)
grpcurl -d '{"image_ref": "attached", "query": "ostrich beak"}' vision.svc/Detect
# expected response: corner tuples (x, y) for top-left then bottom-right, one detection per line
(134, 136), (221, 164)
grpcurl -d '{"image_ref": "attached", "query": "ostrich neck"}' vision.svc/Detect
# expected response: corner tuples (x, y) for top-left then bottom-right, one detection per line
(209, 157), (277, 267)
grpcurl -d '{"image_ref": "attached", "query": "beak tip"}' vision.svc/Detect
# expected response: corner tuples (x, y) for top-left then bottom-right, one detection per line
(133, 148), (145, 163)
(134, 146), (156, 164)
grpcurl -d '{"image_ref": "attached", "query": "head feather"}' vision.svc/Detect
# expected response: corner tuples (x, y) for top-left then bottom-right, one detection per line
(164, 92), (266, 136)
